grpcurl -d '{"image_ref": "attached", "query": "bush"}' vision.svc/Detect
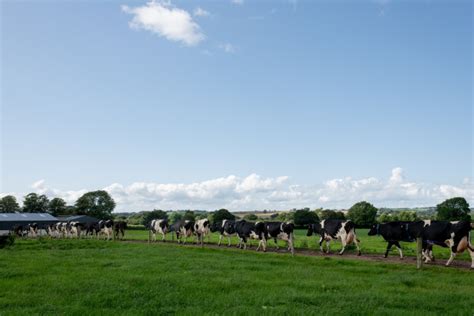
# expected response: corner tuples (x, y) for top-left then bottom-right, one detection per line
(244, 214), (258, 221)
(293, 208), (319, 227)
(0, 234), (15, 249)
(436, 197), (471, 221)
(347, 201), (377, 227)
(212, 209), (236, 222)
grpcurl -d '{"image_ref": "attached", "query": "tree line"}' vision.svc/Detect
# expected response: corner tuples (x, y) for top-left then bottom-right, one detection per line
(0, 192), (470, 226)
(0, 191), (116, 219)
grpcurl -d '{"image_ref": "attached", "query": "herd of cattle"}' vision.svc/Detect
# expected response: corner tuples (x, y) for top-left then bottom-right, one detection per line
(12, 220), (128, 240)
(11, 218), (474, 269)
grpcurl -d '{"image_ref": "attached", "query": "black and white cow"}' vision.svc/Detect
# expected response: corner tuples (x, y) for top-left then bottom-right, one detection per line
(234, 220), (267, 251)
(26, 223), (39, 238)
(114, 221), (127, 240)
(84, 222), (99, 238)
(210, 220), (236, 247)
(368, 221), (424, 259)
(47, 223), (60, 238)
(57, 222), (69, 238)
(194, 219), (210, 246)
(419, 220), (473, 268)
(307, 220), (361, 255)
(264, 221), (295, 254)
(67, 221), (83, 238)
(149, 219), (169, 242)
(97, 220), (114, 240)
(12, 225), (27, 237)
(171, 220), (194, 244)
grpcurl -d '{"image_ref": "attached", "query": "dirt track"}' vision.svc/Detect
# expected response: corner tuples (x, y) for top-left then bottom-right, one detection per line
(120, 238), (473, 270)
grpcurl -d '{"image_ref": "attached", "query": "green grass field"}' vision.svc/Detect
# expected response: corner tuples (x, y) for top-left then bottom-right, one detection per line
(126, 228), (472, 261)
(0, 237), (473, 315)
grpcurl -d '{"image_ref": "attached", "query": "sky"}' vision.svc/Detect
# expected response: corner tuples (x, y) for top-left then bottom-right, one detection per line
(1, 0), (473, 212)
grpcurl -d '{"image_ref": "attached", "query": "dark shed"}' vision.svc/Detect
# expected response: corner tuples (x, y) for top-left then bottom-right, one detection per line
(0, 213), (59, 231)
(55, 215), (99, 224)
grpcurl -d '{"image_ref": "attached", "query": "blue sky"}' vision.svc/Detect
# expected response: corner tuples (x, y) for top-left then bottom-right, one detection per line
(1, 0), (472, 211)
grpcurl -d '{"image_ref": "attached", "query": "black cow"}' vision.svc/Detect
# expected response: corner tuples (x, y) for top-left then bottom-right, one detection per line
(234, 220), (267, 251)
(84, 222), (99, 238)
(114, 221), (127, 240)
(210, 220), (236, 247)
(264, 221), (295, 254)
(368, 221), (424, 259)
(419, 220), (473, 268)
(307, 220), (361, 255)
(171, 220), (194, 244)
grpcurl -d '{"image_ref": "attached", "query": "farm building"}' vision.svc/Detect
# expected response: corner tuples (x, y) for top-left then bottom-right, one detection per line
(0, 213), (58, 231)
(56, 215), (99, 224)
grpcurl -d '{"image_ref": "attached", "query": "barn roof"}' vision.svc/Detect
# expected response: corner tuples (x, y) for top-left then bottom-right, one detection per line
(0, 213), (58, 221)
(55, 215), (99, 222)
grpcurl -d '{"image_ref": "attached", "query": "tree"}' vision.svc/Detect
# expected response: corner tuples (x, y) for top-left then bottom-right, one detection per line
(436, 197), (471, 221)
(398, 211), (419, 222)
(168, 211), (183, 224)
(243, 214), (258, 221)
(142, 209), (168, 227)
(212, 209), (236, 222)
(293, 208), (319, 227)
(347, 201), (378, 227)
(319, 209), (345, 220)
(48, 197), (67, 216)
(75, 190), (115, 219)
(182, 210), (195, 221)
(377, 213), (398, 223)
(22, 193), (49, 213)
(0, 195), (20, 212)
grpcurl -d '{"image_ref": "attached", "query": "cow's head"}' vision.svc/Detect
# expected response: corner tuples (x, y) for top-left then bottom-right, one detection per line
(307, 222), (322, 236)
(210, 221), (222, 232)
(367, 224), (378, 236)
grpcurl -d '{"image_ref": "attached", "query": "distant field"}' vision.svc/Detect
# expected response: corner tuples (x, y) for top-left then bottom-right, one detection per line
(127, 228), (472, 261)
(1, 238), (473, 315)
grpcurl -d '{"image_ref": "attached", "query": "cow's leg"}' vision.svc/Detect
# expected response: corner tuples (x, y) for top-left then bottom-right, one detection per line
(325, 240), (331, 254)
(446, 250), (456, 267)
(228, 236), (232, 247)
(218, 234), (223, 246)
(161, 232), (166, 242)
(353, 234), (361, 256)
(288, 233), (294, 255)
(274, 237), (279, 250)
(384, 242), (393, 258)
(394, 241), (403, 259)
(339, 239), (346, 255)
(468, 244), (474, 269)
(319, 237), (324, 252)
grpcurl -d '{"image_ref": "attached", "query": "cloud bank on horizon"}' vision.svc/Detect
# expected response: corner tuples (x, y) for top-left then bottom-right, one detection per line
(2, 168), (472, 212)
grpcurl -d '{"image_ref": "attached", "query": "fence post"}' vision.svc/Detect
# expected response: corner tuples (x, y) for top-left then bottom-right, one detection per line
(416, 237), (423, 269)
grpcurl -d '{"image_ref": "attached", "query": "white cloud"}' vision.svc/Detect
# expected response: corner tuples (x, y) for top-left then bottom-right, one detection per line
(121, 1), (205, 46)
(231, 0), (244, 5)
(2, 168), (473, 212)
(193, 7), (210, 17)
(219, 43), (236, 53)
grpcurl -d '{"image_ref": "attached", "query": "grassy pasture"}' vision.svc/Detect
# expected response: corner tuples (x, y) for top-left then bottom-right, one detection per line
(0, 238), (473, 315)
(128, 228), (473, 261)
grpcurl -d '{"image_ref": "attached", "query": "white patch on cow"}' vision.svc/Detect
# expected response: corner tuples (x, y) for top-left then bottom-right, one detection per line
(396, 246), (403, 259)
(423, 220), (431, 227)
